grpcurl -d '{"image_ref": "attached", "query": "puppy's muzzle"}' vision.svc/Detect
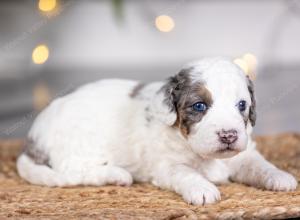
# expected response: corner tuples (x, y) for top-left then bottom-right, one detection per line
(217, 129), (238, 145)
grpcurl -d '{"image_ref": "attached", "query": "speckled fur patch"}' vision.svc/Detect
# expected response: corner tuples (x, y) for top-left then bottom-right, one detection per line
(23, 139), (51, 167)
(247, 76), (256, 126)
(130, 83), (146, 98)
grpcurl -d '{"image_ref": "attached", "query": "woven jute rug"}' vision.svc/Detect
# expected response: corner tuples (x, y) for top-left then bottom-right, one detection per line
(0, 133), (299, 219)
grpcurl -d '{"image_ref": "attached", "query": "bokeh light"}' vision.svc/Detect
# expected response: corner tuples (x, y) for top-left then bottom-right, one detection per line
(38, 0), (57, 12)
(155, 15), (175, 32)
(33, 81), (51, 111)
(234, 58), (249, 75)
(243, 53), (257, 73)
(32, 45), (49, 64)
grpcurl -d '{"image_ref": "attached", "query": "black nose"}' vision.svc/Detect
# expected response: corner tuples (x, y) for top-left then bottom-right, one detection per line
(217, 129), (238, 144)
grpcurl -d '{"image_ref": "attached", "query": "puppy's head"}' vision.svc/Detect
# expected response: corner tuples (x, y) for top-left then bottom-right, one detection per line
(155, 58), (256, 159)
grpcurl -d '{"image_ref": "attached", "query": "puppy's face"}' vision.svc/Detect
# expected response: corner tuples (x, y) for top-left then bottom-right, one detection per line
(160, 59), (256, 159)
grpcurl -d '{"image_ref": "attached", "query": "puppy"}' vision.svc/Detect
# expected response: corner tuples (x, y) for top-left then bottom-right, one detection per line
(17, 58), (297, 205)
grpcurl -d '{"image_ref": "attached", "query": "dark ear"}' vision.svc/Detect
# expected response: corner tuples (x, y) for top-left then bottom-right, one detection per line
(150, 68), (191, 126)
(247, 76), (256, 126)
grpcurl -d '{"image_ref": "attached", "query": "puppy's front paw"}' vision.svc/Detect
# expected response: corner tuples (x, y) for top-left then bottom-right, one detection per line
(264, 169), (298, 191)
(182, 182), (221, 205)
(108, 167), (133, 186)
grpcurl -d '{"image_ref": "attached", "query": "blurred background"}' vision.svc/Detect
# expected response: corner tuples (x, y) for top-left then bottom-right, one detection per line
(0, 0), (299, 138)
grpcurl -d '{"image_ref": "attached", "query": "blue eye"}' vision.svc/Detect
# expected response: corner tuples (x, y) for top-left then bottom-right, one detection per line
(238, 100), (247, 112)
(192, 102), (207, 112)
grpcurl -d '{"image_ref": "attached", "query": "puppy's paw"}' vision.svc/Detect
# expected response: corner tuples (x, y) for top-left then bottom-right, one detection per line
(264, 169), (298, 191)
(182, 181), (221, 205)
(107, 167), (133, 186)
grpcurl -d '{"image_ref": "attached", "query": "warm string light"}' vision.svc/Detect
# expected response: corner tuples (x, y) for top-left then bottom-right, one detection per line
(234, 58), (249, 74)
(32, 2), (53, 104)
(33, 81), (51, 111)
(32, 45), (49, 64)
(34, 1), (54, 66)
(38, 0), (57, 12)
(243, 53), (257, 74)
(155, 15), (175, 32)
(234, 53), (257, 80)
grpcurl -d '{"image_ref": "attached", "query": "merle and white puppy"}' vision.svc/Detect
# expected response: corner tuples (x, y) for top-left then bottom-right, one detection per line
(17, 58), (297, 205)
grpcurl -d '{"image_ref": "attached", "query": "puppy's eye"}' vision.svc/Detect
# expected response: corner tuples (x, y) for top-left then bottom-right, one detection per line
(192, 102), (207, 112)
(238, 100), (247, 112)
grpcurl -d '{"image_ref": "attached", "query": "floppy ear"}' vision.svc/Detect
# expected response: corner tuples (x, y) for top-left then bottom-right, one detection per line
(150, 69), (191, 126)
(247, 76), (256, 126)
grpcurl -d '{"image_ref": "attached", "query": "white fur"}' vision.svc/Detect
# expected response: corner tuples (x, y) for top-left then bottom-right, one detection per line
(17, 58), (297, 205)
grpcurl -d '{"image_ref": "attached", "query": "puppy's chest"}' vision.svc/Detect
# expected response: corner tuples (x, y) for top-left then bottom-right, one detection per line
(197, 159), (231, 184)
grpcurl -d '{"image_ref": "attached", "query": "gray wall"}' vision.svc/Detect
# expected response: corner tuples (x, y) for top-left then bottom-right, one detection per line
(0, 0), (299, 138)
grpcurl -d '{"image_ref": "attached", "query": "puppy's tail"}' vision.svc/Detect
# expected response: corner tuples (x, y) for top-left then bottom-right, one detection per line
(17, 154), (66, 187)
